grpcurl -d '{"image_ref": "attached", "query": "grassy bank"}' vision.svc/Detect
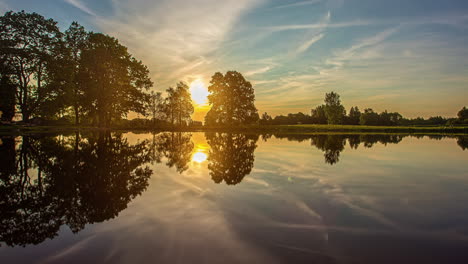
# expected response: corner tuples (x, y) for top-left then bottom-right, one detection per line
(214, 124), (468, 134)
(1, 123), (467, 135)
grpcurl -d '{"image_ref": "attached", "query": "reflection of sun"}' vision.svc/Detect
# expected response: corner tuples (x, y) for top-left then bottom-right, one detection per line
(192, 151), (207, 163)
(191, 142), (209, 163)
(189, 79), (210, 106)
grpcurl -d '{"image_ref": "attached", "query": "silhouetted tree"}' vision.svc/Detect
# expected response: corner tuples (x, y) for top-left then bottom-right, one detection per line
(311, 105), (327, 124)
(79, 33), (152, 127)
(458, 106), (468, 124)
(206, 133), (258, 185)
(162, 82), (193, 126)
(347, 106), (361, 125)
(205, 71), (259, 126)
(0, 74), (16, 121)
(0, 11), (63, 122)
(64, 22), (89, 125)
(324, 92), (345, 124)
(147, 91), (163, 126)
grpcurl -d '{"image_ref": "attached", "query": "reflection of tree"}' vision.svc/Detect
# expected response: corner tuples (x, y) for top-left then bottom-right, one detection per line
(206, 133), (259, 185)
(154, 132), (194, 173)
(0, 132), (152, 247)
(311, 135), (346, 165)
(275, 134), (406, 165)
(457, 136), (468, 150)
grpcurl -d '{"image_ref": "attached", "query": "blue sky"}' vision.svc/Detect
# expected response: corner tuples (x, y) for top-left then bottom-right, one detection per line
(2, 0), (468, 118)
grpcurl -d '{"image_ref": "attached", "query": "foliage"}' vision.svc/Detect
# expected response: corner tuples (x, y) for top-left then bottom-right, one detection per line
(162, 82), (193, 126)
(79, 33), (153, 127)
(0, 11), (63, 121)
(0, 75), (16, 121)
(311, 105), (327, 124)
(205, 71), (259, 126)
(324, 92), (346, 124)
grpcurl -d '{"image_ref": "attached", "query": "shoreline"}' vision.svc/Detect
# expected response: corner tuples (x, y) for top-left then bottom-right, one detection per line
(1, 124), (467, 135)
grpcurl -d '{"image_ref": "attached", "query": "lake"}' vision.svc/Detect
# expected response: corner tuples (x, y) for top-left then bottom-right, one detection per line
(1, 132), (467, 264)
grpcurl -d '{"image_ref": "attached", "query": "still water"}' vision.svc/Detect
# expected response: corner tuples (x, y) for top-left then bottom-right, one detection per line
(0, 132), (467, 264)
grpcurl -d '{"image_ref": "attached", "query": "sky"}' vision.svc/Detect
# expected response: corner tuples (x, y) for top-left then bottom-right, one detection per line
(1, 0), (468, 120)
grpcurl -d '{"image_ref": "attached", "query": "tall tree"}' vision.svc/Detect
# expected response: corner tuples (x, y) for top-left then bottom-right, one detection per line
(79, 33), (152, 127)
(205, 71), (259, 126)
(0, 11), (62, 122)
(162, 82), (193, 126)
(0, 71), (16, 122)
(147, 91), (163, 126)
(64, 22), (89, 125)
(324, 92), (345, 124)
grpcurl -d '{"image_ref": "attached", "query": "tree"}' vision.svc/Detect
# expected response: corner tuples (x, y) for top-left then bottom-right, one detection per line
(324, 92), (345, 124)
(147, 91), (163, 126)
(162, 82), (194, 126)
(359, 108), (379, 125)
(205, 71), (259, 126)
(64, 22), (89, 125)
(0, 74), (16, 122)
(348, 106), (361, 125)
(0, 11), (62, 122)
(311, 105), (327, 124)
(458, 106), (468, 123)
(259, 112), (272, 125)
(79, 33), (153, 127)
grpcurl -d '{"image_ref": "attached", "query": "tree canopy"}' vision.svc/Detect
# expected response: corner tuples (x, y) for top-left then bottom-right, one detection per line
(205, 71), (259, 126)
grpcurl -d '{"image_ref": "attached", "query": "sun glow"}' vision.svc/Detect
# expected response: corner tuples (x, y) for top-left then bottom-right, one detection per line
(192, 151), (208, 163)
(191, 141), (209, 163)
(189, 79), (210, 106)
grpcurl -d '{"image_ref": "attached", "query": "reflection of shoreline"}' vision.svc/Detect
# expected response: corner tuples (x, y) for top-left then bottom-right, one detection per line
(0, 132), (466, 247)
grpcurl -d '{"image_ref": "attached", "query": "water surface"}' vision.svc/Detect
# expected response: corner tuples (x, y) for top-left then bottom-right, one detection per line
(1, 132), (467, 263)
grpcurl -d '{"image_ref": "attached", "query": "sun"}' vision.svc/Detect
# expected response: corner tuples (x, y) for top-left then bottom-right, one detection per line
(189, 79), (210, 106)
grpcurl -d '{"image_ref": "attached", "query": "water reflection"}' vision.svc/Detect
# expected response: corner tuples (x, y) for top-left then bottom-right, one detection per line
(152, 132), (194, 173)
(0, 132), (152, 247)
(206, 133), (259, 185)
(0, 132), (466, 249)
(276, 134), (404, 164)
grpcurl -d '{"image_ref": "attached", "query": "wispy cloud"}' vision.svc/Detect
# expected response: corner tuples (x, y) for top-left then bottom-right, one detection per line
(245, 65), (274, 76)
(268, 20), (372, 31)
(91, 0), (264, 89)
(273, 0), (322, 9)
(294, 33), (324, 55)
(325, 26), (400, 70)
(64, 0), (96, 16)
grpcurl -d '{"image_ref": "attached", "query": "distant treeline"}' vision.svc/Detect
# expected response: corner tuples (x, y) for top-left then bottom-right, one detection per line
(260, 92), (468, 126)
